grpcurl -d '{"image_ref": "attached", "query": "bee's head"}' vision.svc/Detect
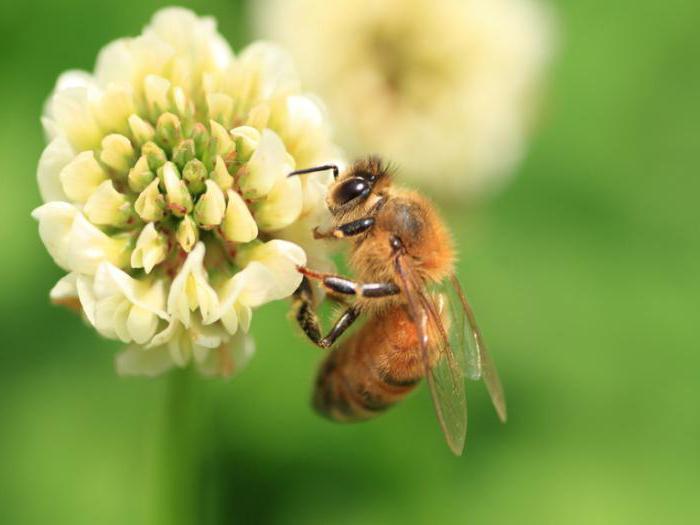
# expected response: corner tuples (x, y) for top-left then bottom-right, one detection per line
(288, 156), (392, 217)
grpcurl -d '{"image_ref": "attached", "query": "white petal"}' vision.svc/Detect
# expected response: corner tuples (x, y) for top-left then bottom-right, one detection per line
(113, 300), (132, 342)
(93, 263), (168, 319)
(115, 345), (175, 377)
(83, 180), (130, 227)
(93, 84), (135, 135)
(149, 319), (178, 348)
(147, 7), (233, 70)
(131, 223), (167, 273)
(209, 120), (234, 157)
(207, 93), (234, 125)
(49, 273), (78, 301)
(225, 239), (306, 311)
(76, 274), (98, 326)
(222, 190), (258, 243)
(94, 39), (135, 87)
(144, 75), (172, 115)
(31, 202), (78, 271)
(220, 307), (238, 335)
(100, 133), (135, 175)
(239, 239), (306, 304)
(196, 330), (255, 378)
(167, 243), (220, 327)
(218, 262), (270, 316)
(194, 179), (226, 228)
(127, 305), (159, 345)
(239, 129), (291, 198)
(192, 320), (227, 350)
(237, 42), (300, 99)
(85, 271), (167, 346)
(216, 263), (266, 334)
(67, 213), (130, 274)
(167, 325), (192, 367)
(46, 83), (103, 151)
(54, 70), (96, 92)
(37, 137), (73, 203)
(59, 151), (108, 204)
(95, 33), (174, 94)
(254, 172), (303, 231)
(237, 303), (252, 333)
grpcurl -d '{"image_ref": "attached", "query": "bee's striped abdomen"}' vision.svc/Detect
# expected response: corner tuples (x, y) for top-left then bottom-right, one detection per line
(312, 306), (424, 422)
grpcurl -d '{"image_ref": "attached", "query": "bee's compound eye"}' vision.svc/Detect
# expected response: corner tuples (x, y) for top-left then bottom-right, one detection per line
(333, 177), (369, 205)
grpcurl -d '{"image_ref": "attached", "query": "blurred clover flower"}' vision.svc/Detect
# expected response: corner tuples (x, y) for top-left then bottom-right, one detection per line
(255, 0), (554, 198)
(33, 7), (341, 377)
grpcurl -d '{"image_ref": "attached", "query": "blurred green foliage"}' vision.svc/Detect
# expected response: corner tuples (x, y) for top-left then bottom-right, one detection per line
(1, 0), (699, 523)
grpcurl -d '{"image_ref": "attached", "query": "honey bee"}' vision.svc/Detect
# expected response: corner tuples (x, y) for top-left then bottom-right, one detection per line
(287, 157), (506, 455)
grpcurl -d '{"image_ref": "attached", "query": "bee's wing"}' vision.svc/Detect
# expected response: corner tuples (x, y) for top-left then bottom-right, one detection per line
(394, 255), (467, 456)
(445, 275), (507, 423)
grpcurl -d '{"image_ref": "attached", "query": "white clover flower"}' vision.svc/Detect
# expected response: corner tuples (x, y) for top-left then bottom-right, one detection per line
(33, 7), (343, 377)
(255, 0), (554, 198)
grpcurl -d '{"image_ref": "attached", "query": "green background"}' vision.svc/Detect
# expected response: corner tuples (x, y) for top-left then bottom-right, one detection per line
(1, 0), (699, 523)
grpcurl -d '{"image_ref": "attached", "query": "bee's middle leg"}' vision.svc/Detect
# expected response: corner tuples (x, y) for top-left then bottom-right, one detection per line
(292, 276), (362, 349)
(298, 266), (400, 298)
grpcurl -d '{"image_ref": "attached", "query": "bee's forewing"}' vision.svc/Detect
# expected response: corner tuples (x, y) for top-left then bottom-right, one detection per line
(439, 278), (481, 380)
(394, 256), (467, 456)
(448, 276), (507, 423)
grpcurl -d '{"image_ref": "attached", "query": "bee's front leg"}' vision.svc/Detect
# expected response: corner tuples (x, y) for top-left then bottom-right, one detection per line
(313, 217), (375, 240)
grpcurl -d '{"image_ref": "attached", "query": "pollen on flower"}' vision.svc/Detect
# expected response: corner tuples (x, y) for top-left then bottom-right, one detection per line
(32, 7), (343, 378)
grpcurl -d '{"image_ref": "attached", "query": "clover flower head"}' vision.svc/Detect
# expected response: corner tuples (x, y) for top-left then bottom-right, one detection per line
(33, 7), (342, 377)
(256, 0), (554, 198)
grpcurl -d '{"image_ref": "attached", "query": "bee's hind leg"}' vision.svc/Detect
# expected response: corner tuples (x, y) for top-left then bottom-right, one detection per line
(292, 277), (361, 349)
(293, 276), (323, 346)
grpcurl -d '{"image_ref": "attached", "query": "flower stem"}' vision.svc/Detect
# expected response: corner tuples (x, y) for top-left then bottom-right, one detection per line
(158, 368), (198, 525)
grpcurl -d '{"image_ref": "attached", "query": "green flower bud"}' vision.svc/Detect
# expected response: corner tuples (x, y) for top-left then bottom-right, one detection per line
(161, 161), (193, 217)
(176, 215), (199, 253)
(172, 138), (195, 170)
(209, 120), (235, 158)
(211, 156), (233, 192)
(191, 122), (210, 159)
(135, 179), (166, 222)
(128, 114), (155, 146)
(231, 126), (261, 162)
(155, 112), (183, 152)
(128, 155), (155, 193)
(142, 141), (167, 172)
(144, 74), (171, 117)
(171, 86), (192, 119)
(100, 134), (136, 177)
(183, 159), (208, 195)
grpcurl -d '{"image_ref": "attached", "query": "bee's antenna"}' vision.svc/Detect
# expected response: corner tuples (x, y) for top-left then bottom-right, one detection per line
(287, 164), (339, 179)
